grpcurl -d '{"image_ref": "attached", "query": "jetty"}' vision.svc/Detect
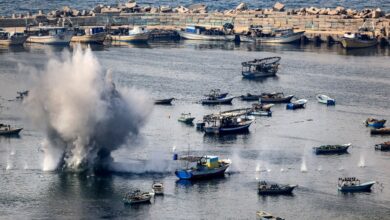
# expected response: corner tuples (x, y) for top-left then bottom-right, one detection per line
(0, 1), (389, 45)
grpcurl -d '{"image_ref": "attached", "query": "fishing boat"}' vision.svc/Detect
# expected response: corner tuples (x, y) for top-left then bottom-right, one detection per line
(250, 26), (304, 44)
(241, 57), (281, 78)
(365, 118), (386, 128)
(241, 93), (261, 101)
(178, 113), (195, 124)
(175, 155), (231, 180)
(258, 181), (297, 195)
(0, 124), (23, 136)
(204, 114), (255, 134)
(256, 211), (285, 220)
(313, 143), (350, 155)
(123, 189), (152, 204)
(260, 93), (294, 103)
(374, 141), (390, 151)
(249, 103), (273, 117)
(110, 26), (149, 42)
(26, 26), (74, 45)
(341, 22), (377, 49)
(201, 90), (234, 105)
(286, 99), (307, 110)
(179, 24), (236, 41)
(71, 26), (107, 44)
(154, 98), (174, 105)
(152, 182), (164, 195)
(371, 128), (390, 135)
(338, 177), (375, 193)
(0, 30), (28, 46)
(316, 94), (336, 105)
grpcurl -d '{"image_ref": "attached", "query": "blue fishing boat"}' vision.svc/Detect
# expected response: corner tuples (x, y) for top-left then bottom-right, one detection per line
(338, 177), (375, 193)
(175, 156), (231, 180)
(286, 99), (307, 110)
(365, 118), (386, 128)
(313, 143), (350, 155)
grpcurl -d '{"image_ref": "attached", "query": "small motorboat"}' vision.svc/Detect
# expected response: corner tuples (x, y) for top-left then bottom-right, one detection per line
(258, 181), (297, 195)
(313, 143), (350, 155)
(204, 115), (255, 134)
(260, 93), (294, 103)
(371, 127), (390, 135)
(109, 26), (150, 42)
(123, 189), (152, 204)
(26, 26), (74, 45)
(249, 103), (273, 117)
(241, 57), (281, 78)
(152, 182), (164, 195)
(154, 98), (174, 105)
(178, 113), (195, 124)
(0, 124), (23, 136)
(175, 155), (231, 180)
(256, 211), (285, 220)
(316, 94), (335, 105)
(179, 25), (236, 41)
(286, 99), (307, 110)
(374, 141), (390, 151)
(338, 177), (375, 193)
(0, 30), (28, 46)
(365, 118), (386, 128)
(71, 26), (107, 44)
(241, 93), (261, 101)
(201, 97), (234, 105)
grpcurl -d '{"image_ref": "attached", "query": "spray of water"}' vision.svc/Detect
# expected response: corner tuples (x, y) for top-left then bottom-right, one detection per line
(300, 156), (308, 173)
(358, 154), (366, 168)
(26, 46), (152, 172)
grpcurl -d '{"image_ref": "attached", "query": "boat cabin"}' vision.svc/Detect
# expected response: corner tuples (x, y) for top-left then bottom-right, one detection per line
(0, 31), (25, 40)
(338, 177), (360, 187)
(241, 57), (281, 74)
(184, 25), (226, 36)
(27, 27), (71, 37)
(74, 27), (105, 36)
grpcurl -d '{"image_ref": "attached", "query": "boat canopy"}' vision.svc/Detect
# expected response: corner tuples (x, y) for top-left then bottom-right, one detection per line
(242, 57), (281, 67)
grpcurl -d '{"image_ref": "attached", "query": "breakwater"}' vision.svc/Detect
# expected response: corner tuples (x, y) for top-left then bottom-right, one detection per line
(1, 2), (390, 43)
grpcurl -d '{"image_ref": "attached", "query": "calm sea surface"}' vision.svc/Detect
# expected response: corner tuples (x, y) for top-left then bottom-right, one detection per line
(0, 42), (390, 219)
(0, 0), (389, 16)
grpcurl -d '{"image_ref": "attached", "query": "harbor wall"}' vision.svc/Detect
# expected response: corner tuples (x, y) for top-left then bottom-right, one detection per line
(1, 12), (389, 42)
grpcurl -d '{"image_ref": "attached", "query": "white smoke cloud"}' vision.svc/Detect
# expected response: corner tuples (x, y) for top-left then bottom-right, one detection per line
(26, 45), (152, 172)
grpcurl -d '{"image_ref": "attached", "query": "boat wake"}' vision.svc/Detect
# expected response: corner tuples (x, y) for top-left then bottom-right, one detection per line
(25, 46), (152, 173)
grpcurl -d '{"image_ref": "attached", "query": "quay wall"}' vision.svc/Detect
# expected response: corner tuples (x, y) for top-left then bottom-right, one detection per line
(1, 12), (389, 41)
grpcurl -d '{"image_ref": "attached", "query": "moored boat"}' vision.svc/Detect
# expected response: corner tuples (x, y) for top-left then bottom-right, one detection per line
(338, 177), (375, 193)
(341, 32), (377, 49)
(0, 30), (28, 46)
(154, 98), (174, 105)
(201, 97), (234, 105)
(241, 57), (281, 78)
(71, 26), (107, 44)
(256, 211), (285, 220)
(179, 24), (235, 41)
(286, 99), (307, 110)
(123, 189), (152, 204)
(204, 114), (254, 134)
(313, 143), (350, 155)
(178, 113), (195, 124)
(365, 118), (386, 128)
(175, 155), (231, 180)
(249, 103), (273, 117)
(316, 94), (336, 105)
(258, 181), (297, 195)
(250, 26), (304, 44)
(371, 127), (390, 135)
(152, 182), (164, 195)
(374, 141), (390, 151)
(26, 26), (73, 45)
(260, 93), (294, 103)
(0, 124), (23, 136)
(241, 93), (261, 101)
(110, 26), (149, 42)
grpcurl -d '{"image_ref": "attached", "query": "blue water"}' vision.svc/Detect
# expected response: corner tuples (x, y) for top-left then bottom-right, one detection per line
(0, 0), (388, 16)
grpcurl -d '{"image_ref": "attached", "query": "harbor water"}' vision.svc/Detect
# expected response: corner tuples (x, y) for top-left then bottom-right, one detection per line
(0, 42), (390, 219)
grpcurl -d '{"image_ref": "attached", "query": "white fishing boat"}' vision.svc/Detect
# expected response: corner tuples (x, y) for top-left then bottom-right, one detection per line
(179, 25), (235, 41)
(316, 94), (335, 105)
(26, 26), (73, 45)
(251, 27), (304, 44)
(110, 26), (149, 42)
(71, 27), (107, 44)
(341, 22), (377, 49)
(0, 124), (23, 136)
(152, 182), (164, 195)
(0, 30), (28, 46)
(256, 211), (285, 220)
(286, 99), (307, 110)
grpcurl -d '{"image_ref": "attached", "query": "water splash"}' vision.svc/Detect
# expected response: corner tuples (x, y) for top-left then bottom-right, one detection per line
(255, 163), (260, 180)
(301, 157), (308, 173)
(25, 46), (152, 173)
(358, 154), (366, 168)
(316, 165), (322, 172)
(6, 160), (12, 170)
(23, 162), (29, 170)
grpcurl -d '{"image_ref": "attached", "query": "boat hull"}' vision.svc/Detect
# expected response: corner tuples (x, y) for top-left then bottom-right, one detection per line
(179, 31), (235, 41)
(110, 33), (149, 42)
(154, 98), (174, 105)
(27, 33), (73, 45)
(338, 181), (375, 192)
(341, 38), (377, 49)
(260, 95), (294, 103)
(314, 146), (349, 155)
(258, 186), (296, 195)
(178, 118), (195, 124)
(366, 121), (386, 128)
(250, 111), (272, 117)
(0, 128), (23, 136)
(371, 128), (390, 135)
(256, 31), (304, 44)
(71, 32), (107, 43)
(0, 36), (28, 45)
(175, 165), (229, 180)
(201, 97), (234, 105)
(242, 71), (276, 78)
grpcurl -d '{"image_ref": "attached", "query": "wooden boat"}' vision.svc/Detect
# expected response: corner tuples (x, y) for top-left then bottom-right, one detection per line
(286, 99), (307, 110)
(374, 141), (390, 151)
(71, 27), (107, 44)
(178, 113), (195, 124)
(338, 177), (375, 192)
(341, 32), (377, 49)
(175, 155), (231, 180)
(365, 118), (386, 128)
(0, 30), (28, 45)
(154, 98), (174, 105)
(249, 103), (273, 117)
(179, 25), (235, 41)
(241, 93), (261, 101)
(260, 93), (294, 103)
(250, 27), (304, 44)
(123, 190), (152, 204)
(152, 182), (164, 195)
(109, 26), (149, 42)
(241, 57), (281, 78)
(371, 128), (390, 135)
(313, 143), (350, 155)
(0, 124), (23, 136)
(26, 27), (74, 45)
(256, 211), (285, 220)
(201, 97), (233, 105)
(316, 94), (335, 105)
(258, 181), (297, 195)
(204, 115), (254, 134)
